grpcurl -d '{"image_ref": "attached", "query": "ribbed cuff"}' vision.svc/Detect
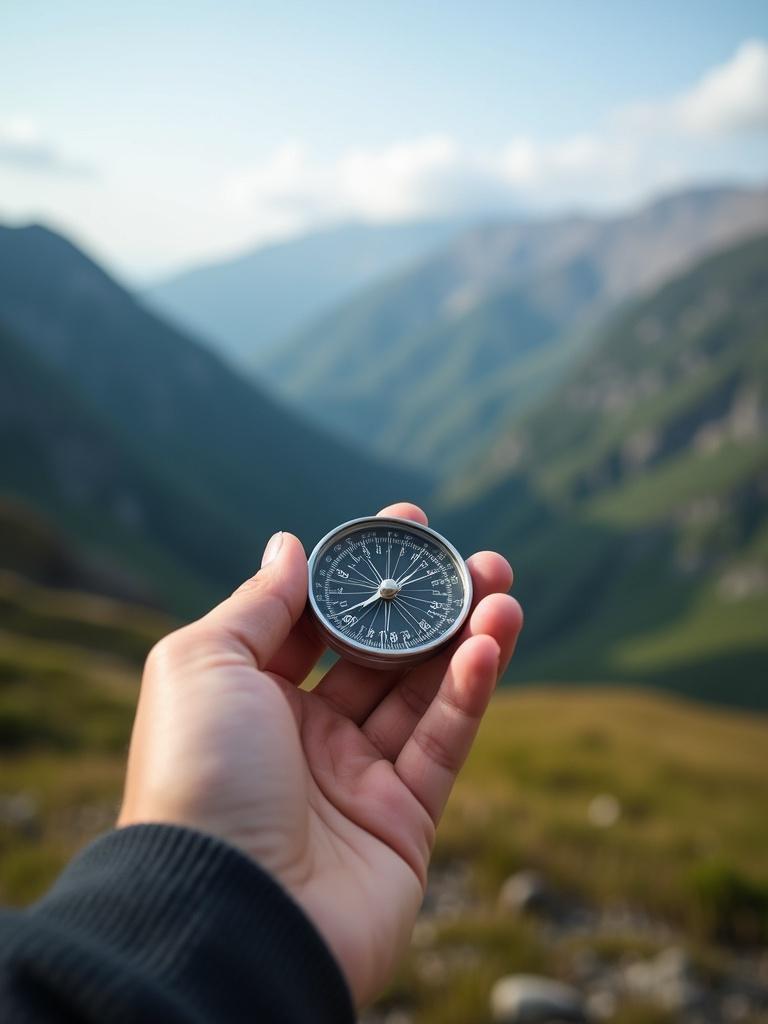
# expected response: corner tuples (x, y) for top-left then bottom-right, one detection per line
(24, 824), (355, 1024)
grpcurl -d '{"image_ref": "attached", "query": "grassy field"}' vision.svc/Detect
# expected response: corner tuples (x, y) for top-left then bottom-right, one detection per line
(0, 571), (169, 902)
(1, 571), (767, 1021)
(438, 688), (768, 919)
(372, 687), (768, 1023)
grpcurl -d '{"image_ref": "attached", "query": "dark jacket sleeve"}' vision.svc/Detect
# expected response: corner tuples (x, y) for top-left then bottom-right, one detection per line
(0, 824), (355, 1024)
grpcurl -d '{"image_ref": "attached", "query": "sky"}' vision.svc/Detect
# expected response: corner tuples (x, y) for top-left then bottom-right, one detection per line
(1, 1), (767, 280)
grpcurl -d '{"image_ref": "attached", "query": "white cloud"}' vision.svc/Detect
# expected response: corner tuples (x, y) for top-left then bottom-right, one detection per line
(218, 133), (620, 232)
(220, 135), (517, 226)
(216, 129), (660, 234)
(621, 39), (768, 137)
(500, 134), (639, 189)
(335, 135), (515, 220)
(223, 142), (322, 214)
(676, 39), (768, 135)
(0, 115), (93, 176)
(218, 40), (767, 241)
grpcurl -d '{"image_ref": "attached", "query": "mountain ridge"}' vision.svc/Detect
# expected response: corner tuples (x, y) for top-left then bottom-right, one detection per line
(260, 183), (768, 476)
(443, 233), (768, 705)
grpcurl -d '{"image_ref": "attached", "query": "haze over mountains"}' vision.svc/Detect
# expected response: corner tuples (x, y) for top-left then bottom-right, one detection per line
(1, 181), (766, 706)
(145, 219), (462, 368)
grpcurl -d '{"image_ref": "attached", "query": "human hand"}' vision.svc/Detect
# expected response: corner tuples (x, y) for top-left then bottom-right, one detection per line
(118, 502), (523, 1007)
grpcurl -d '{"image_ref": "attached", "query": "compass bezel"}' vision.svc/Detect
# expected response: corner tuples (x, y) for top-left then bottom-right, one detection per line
(306, 515), (473, 669)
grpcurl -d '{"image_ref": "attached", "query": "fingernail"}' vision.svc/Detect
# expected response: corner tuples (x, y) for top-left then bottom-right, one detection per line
(261, 531), (283, 567)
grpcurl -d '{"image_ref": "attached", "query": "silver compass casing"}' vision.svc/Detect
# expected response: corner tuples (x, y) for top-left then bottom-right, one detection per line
(306, 516), (473, 670)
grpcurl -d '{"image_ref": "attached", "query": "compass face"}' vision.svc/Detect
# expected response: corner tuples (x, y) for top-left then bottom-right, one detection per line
(307, 516), (472, 668)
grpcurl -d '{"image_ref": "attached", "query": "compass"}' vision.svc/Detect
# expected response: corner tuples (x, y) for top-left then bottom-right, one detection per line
(307, 516), (473, 669)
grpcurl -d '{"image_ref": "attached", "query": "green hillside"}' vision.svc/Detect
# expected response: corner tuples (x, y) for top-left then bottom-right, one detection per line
(0, 568), (171, 904)
(0, 224), (426, 614)
(260, 184), (768, 476)
(443, 235), (768, 705)
(0, 327), (232, 613)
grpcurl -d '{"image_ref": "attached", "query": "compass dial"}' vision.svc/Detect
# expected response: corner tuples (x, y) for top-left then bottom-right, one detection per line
(307, 516), (473, 669)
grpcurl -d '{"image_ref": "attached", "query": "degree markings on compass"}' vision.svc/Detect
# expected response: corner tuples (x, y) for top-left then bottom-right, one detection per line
(395, 600), (429, 639)
(394, 551), (429, 587)
(397, 593), (447, 617)
(398, 601), (451, 629)
(397, 593), (449, 605)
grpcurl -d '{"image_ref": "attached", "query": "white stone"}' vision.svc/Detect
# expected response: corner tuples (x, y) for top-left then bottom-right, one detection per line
(490, 974), (586, 1023)
(498, 870), (551, 915)
(587, 794), (621, 828)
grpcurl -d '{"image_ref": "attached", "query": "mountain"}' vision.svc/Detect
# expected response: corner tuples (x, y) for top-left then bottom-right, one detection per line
(442, 234), (768, 707)
(0, 224), (425, 614)
(260, 184), (768, 476)
(0, 324), (230, 611)
(144, 219), (461, 369)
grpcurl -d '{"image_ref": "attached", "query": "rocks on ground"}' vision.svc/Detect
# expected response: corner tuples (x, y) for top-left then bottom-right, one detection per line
(498, 870), (555, 918)
(490, 975), (587, 1023)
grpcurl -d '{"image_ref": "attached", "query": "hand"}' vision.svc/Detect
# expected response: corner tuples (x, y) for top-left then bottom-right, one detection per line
(118, 502), (523, 1007)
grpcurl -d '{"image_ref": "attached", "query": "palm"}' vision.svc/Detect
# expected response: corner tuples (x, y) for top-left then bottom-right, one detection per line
(121, 503), (522, 1008)
(255, 671), (429, 1003)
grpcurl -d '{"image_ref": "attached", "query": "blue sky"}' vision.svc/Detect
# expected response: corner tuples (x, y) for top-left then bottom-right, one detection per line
(1, 1), (767, 277)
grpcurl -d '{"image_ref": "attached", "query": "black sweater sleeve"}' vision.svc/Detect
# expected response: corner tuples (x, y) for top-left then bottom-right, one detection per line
(0, 824), (355, 1024)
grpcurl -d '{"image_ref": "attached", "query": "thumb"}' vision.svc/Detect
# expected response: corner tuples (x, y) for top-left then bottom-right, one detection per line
(202, 531), (308, 669)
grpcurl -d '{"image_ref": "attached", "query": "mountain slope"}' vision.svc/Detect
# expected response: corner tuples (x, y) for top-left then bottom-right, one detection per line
(144, 219), (461, 368)
(0, 224), (425, 613)
(261, 184), (768, 476)
(0, 323), (238, 611)
(443, 234), (768, 706)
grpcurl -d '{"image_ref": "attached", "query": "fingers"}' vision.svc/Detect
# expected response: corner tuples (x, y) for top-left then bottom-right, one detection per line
(201, 531), (309, 669)
(395, 634), (500, 825)
(362, 592), (522, 761)
(376, 501), (428, 525)
(314, 549), (515, 722)
(464, 549), (514, 598)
